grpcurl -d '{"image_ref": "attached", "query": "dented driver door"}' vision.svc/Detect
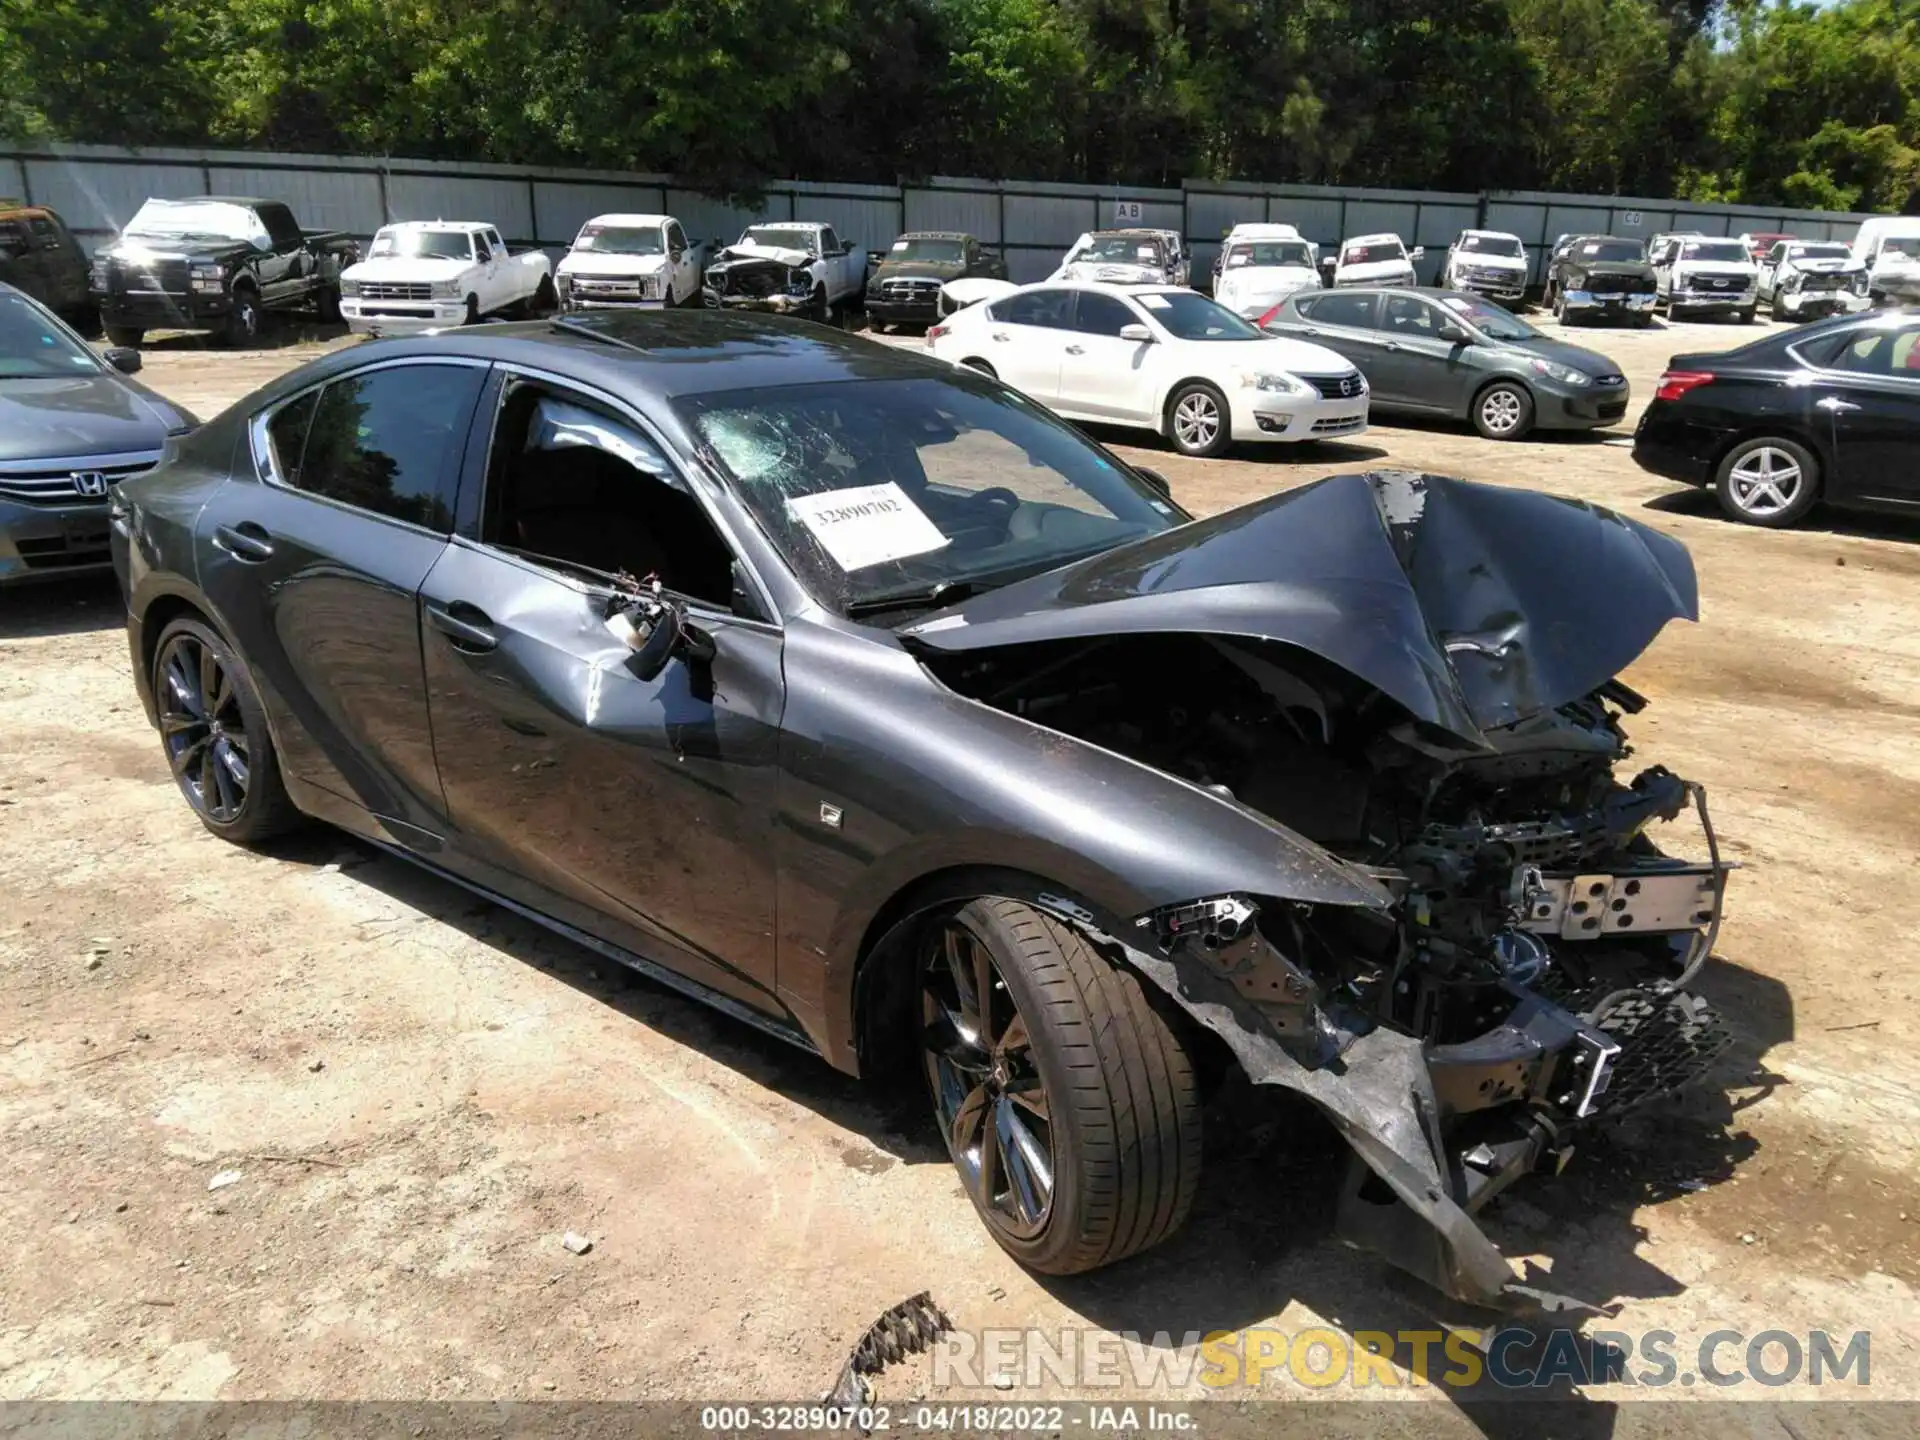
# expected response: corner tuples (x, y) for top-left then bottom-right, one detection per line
(419, 539), (788, 1015)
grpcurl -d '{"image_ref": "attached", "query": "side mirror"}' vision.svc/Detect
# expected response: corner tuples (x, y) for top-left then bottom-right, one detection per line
(1118, 323), (1154, 343)
(1134, 466), (1172, 497)
(1320, 256), (1337, 272)
(1409, 246), (1426, 260)
(104, 346), (142, 374)
(1437, 323), (1470, 345)
(608, 591), (708, 681)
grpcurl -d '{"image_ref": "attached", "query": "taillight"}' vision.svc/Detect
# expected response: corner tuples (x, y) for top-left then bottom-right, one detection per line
(926, 323), (947, 347)
(1254, 303), (1281, 329)
(1654, 370), (1715, 402)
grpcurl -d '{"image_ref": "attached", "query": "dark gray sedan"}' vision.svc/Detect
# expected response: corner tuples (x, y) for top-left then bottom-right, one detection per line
(1, 282), (195, 584)
(1262, 287), (1630, 440)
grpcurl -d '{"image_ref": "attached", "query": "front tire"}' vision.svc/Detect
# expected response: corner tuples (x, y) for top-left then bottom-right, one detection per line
(151, 617), (303, 845)
(222, 287), (264, 348)
(1166, 381), (1232, 457)
(1736, 305), (1757, 324)
(810, 284), (830, 323)
(1714, 436), (1820, 528)
(532, 275), (557, 315)
(314, 283), (343, 324)
(921, 899), (1201, 1275)
(462, 294), (480, 326)
(104, 325), (145, 349)
(1472, 380), (1535, 440)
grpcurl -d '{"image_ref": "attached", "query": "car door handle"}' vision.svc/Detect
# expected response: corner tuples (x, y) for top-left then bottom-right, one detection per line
(1064, 344), (1085, 355)
(1817, 396), (1861, 414)
(1302, 326), (1321, 336)
(212, 522), (274, 563)
(990, 331), (1011, 342)
(426, 600), (498, 653)
(1384, 341), (1403, 352)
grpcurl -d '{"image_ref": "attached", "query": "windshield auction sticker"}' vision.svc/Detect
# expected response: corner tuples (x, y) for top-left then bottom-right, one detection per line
(787, 482), (951, 571)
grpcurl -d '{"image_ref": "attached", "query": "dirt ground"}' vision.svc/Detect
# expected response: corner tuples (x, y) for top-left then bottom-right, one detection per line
(2, 310), (1917, 1421)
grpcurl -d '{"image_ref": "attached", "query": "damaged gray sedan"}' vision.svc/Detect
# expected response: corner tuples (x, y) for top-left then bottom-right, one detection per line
(110, 311), (1729, 1314)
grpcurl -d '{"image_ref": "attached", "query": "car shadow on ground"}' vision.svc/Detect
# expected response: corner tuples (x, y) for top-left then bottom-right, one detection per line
(1644, 486), (1920, 550)
(1070, 421), (1391, 469)
(0, 574), (123, 639)
(293, 824), (1794, 1424)
(135, 318), (355, 353)
(1370, 412), (1628, 447)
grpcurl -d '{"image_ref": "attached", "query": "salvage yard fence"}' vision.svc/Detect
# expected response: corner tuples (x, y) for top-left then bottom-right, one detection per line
(3, 141), (1882, 291)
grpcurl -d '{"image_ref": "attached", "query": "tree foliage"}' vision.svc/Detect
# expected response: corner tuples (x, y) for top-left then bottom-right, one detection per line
(2, 0), (1916, 211)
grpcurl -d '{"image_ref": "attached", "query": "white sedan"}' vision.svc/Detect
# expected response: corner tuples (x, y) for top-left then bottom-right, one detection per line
(926, 282), (1368, 457)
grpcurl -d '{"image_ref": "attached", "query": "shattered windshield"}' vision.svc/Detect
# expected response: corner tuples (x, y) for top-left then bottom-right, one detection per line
(371, 228), (473, 260)
(1083, 236), (1166, 266)
(573, 225), (663, 255)
(677, 376), (1178, 613)
(741, 227), (819, 256)
(1343, 241), (1407, 265)
(122, 200), (266, 247)
(0, 292), (103, 379)
(1458, 234), (1523, 257)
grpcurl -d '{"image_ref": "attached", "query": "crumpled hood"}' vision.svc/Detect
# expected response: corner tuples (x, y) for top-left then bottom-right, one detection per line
(344, 255), (471, 283)
(872, 258), (968, 283)
(902, 471), (1697, 742)
(0, 374), (179, 464)
(557, 251), (667, 279)
(715, 240), (811, 268)
(1057, 261), (1164, 284)
(1452, 254), (1526, 273)
(1793, 256), (1862, 274)
(1674, 261), (1756, 281)
(1216, 267), (1318, 303)
(1336, 258), (1415, 283)
(1564, 261), (1654, 283)
(102, 237), (250, 265)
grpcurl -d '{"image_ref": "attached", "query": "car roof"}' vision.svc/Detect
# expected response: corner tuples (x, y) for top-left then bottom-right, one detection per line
(581, 213), (671, 228)
(0, 202), (58, 221)
(747, 220), (829, 230)
(380, 219), (490, 231)
(895, 231), (971, 241)
(1342, 233), (1405, 246)
(1457, 228), (1521, 240)
(187, 196), (276, 208)
(254, 311), (958, 405)
(1226, 223), (1301, 237)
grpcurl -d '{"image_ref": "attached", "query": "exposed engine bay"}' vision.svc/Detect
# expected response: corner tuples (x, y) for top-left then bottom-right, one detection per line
(705, 243), (815, 310)
(926, 630), (1731, 1313)
(907, 466), (1733, 1315)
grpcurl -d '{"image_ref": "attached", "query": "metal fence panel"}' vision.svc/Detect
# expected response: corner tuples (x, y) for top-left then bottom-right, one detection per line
(386, 172), (534, 239)
(794, 195), (902, 257)
(1341, 200), (1420, 243)
(666, 189), (773, 250)
(903, 186), (1001, 244)
(211, 165), (381, 236)
(1185, 189), (1265, 244)
(535, 180), (670, 246)
(1267, 196), (1345, 248)
(1671, 209), (1732, 235)
(1543, 204), (1613, 245)
(1004, 192), (1097, 248)
(27, 158), (204, 233)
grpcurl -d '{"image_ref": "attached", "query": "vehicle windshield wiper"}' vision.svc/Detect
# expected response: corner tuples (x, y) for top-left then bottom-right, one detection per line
(846, 578), (983, 617)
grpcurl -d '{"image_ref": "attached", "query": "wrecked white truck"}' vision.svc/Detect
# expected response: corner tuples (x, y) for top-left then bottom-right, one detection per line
(701, 221), (867, 321)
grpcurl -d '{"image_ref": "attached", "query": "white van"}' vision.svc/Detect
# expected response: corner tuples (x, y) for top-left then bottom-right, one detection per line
(1851, 217), (1920, 306)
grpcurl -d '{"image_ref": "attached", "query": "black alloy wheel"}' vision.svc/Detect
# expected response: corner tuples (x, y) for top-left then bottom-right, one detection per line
(151, 618), (302, 843)
(223, 287), (263, 347)
(923, 914), (1055, 1240)
(156, 628), (251, 824)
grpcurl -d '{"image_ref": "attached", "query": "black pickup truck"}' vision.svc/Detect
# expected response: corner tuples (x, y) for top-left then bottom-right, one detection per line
(91, 196), (360, 347)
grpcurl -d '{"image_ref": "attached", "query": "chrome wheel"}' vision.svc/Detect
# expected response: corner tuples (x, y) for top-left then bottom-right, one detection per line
(1480, 387), (1525, 434)
(157, 632), (251, 824)
(1171, 391), (1221, 452)
(922, 917), (1055, 1238)
(1727, 445), (1803, 517)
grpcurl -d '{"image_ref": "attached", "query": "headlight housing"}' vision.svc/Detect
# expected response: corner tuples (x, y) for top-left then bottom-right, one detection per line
(1529, 358), (1592, 387)
(431, 279), (461, 299)
(1780, 272), (1802, 292)
(1241, 370), (1310, 395)
(788, 269), (814, 297)
(1852, 272), (1870, 294)
(340, 276), (361, 297)
(88, 259), (108, 289)
(189, 262), (224, 293)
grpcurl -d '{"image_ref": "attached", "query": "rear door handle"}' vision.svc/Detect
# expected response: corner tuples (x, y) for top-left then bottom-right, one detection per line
(991, 331), (1011, 342)
(1384, 341), (1403, 352)
(212, 522), (274, 563)
(1064, 344), (1085, 355)
(1817, 396), (1861, 414)
(426, 600), (498, 653)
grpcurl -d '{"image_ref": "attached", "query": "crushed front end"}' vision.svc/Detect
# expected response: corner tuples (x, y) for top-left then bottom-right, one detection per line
(1111, 685), (1732, 1315)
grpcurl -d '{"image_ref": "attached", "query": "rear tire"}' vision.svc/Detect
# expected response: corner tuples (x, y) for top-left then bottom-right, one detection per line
(920, 899), (1201, 1275)
(1714, 436), (1820, 528)
(150, 617), (303, 845)
(532, 276), (557, 315)
(961, 359), (997, 379)
(1736, 305), (1757, 324)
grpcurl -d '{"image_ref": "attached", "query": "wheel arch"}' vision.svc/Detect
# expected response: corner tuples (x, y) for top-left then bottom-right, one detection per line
(1710, 419), (1832, 487)
(1159, 375), (1230, 436)
(132, 584), (293, 769)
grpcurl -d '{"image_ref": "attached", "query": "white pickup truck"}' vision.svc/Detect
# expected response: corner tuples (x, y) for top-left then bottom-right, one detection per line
(338, 221), (554, 335)
(702, 222), (867, 320)
(555, 213), (708, 310)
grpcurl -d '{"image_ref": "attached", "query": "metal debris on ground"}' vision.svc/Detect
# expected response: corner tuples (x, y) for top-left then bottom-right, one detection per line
(207, 1170), (243, 1192)
(561, 1231), (593, 1255)
(825, 1292), (953, 1411)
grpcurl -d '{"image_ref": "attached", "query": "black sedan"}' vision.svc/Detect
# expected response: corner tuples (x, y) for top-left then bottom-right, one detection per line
(112, 311), (1731, 1314)
(1, 282), (195, 584)
(1634, 308), (1920, 526)
(1262, 286), (1629, 439)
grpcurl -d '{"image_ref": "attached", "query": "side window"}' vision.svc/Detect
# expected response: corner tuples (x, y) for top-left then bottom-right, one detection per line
(992, 288), (1075, 329)
(1767, 243), (1787, 266)
(28, 217), (58, 250)
(258, 205), (299, 251)
(488, 229), (504, 255)
(473, 232), (493, 261)
(265, 390), (320, 490)
(1384, 294), (1438, 333)
(1303, 292), (1378, 329)
(821, 227), (841, 256)
(1826, 324), (1920, 377)
(481, 381), (737, 607)
(0, 220), (25, 254)
(1072, 292), (1139, 337)
(667, 222), (686, 254)
(283, 364), (483, 531)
